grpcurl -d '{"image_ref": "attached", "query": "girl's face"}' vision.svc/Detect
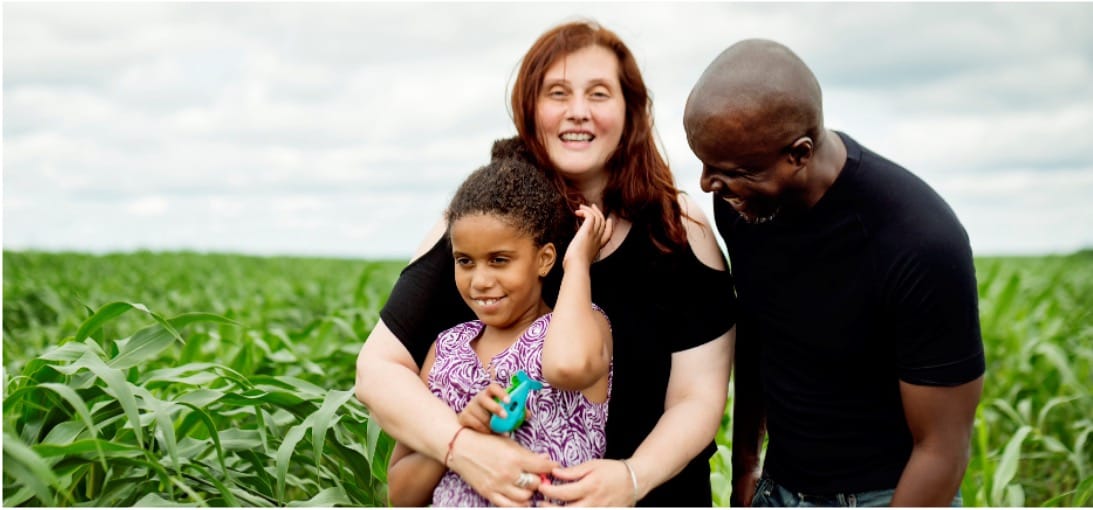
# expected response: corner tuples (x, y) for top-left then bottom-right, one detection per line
(450, 213), (555, 333)
(535, 45), (626, 184)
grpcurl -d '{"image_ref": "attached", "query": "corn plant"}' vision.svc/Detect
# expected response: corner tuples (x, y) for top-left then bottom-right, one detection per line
(4, 250), (1090, 506)
(3, 251), (403, 506)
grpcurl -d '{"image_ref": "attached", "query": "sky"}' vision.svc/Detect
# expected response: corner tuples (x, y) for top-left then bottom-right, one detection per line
(4, 2), (1093, 259)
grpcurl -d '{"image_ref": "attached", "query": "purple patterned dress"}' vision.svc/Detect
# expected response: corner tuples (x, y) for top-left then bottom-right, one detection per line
(428, 310), (612, 506)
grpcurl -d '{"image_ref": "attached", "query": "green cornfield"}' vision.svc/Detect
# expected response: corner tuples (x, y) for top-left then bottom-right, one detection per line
(3, 249), (1091, 506)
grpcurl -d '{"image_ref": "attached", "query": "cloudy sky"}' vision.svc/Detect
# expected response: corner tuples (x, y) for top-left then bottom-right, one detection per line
(4, 2), (1092, 259)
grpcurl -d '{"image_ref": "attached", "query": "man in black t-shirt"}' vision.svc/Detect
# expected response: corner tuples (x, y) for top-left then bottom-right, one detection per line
(682, 39), (985, 506)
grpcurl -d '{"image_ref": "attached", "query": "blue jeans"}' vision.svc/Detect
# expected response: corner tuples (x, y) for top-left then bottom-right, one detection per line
(751, 474), (963, 507)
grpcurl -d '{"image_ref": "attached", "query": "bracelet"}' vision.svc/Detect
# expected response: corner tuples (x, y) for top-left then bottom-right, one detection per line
(444, 426), (468, 468)
(620, 459), (640, 506)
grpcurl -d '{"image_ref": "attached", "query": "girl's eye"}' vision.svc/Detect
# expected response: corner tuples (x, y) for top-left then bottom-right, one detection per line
(455, 257), (472, 266)
(491, 257), (509, 265)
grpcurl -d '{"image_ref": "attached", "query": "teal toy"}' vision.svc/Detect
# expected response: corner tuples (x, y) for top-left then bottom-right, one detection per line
(489, 370), (543, 433)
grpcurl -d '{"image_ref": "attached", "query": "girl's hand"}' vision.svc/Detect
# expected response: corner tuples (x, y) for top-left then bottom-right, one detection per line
(565, 204), (613, 270)
(458, 383), (511, 434)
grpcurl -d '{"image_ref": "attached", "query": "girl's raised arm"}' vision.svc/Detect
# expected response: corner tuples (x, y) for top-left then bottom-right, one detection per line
(542, 204), (613, 394)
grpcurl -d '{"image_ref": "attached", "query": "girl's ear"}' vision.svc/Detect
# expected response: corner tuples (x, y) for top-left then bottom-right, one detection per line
(538, 242), (557, 277)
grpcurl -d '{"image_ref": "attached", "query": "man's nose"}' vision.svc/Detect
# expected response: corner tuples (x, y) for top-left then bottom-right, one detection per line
(700, 169), (726, 194)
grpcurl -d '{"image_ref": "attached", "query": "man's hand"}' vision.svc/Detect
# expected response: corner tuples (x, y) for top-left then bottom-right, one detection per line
(730, 464), (762, 506)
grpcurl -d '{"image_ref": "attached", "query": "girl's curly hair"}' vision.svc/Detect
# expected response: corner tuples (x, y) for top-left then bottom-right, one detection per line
(446, 155), (575, 248)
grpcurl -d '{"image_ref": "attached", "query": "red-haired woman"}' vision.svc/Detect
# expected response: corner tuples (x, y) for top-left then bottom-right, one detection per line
(356, 20), (736, 506)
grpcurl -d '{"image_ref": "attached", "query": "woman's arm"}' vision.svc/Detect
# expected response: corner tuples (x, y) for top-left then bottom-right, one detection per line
(539, 196), (734, 505)
(356, 219), (556, 506)
(542, 204), (613, 394)
(386, 343), (448, 507)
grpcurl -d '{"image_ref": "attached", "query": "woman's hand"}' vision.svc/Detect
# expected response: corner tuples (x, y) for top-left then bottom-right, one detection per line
(447, 430), (557, 507)
(536, 459), (638, 507)
(564, 204), (612, 270)
(457, 383), (511, 433)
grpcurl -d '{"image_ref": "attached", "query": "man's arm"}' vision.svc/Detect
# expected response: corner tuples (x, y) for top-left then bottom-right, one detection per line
(892, 376), (983, 506)
(729, 326), (766, 507)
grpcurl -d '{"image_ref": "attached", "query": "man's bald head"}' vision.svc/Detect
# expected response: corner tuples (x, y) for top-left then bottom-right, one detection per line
(684, 39), (824, 155)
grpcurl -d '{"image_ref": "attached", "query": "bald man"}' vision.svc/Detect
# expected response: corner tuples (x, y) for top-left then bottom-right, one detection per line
(683, 40), (985, 507)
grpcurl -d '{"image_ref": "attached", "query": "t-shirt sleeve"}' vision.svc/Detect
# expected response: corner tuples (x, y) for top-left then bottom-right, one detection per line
(883, 232), (986, 386)
(664, 246), (738, 352)
(379, 235), (474, 367)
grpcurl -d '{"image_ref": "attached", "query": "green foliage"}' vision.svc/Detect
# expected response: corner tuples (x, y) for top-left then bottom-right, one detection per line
(710, 253), (1093, 506)
(3, 251), (403, 506)
(5, 250), (1090, 506)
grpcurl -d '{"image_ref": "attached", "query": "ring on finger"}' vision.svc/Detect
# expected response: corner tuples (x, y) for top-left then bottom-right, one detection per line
(514, 472), (535, 489)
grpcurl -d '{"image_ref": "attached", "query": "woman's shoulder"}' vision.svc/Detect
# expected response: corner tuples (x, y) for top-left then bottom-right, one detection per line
(677, 193), (726, 271)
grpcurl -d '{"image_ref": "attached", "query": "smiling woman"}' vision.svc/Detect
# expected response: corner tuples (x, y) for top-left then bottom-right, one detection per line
(357, 19), (737, 507)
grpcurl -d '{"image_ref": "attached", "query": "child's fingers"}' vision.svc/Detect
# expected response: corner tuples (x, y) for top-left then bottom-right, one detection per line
(476, 387), (508, 418)
(600, 217), (614, 246)
(485, 383), (510, 403)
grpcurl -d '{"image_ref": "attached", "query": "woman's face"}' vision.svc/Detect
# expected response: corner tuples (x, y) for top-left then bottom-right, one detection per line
(535, 45), (626, 183)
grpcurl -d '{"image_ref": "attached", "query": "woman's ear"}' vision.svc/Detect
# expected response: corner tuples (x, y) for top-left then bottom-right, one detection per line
(538, 243), (557, 277)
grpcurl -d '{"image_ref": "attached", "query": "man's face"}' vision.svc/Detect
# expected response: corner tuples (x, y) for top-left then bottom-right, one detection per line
(687, 122), (806, 224)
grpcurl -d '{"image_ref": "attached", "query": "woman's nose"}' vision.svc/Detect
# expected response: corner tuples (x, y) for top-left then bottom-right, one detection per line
(566, 96), (590, 121)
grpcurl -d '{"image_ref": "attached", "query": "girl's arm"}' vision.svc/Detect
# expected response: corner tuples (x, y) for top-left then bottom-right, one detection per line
(386, 343), (448, 506)
(542, 204), (613, 394)
(538, 195), (734, 506)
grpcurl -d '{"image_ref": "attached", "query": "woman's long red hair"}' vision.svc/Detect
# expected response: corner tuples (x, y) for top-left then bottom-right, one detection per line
(511, 20), (687, 253)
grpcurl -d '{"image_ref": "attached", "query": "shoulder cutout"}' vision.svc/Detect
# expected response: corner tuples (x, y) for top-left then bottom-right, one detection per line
(678, 193), (727, 271)
(409, 216), (448, 263)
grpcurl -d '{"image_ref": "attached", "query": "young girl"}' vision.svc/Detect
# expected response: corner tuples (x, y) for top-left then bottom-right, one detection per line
(386, 154), (614, 507)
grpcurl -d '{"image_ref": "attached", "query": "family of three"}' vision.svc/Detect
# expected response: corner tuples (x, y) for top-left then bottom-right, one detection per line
(355, 19), (985, 507)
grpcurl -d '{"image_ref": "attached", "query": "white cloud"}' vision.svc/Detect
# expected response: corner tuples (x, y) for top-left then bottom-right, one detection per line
(126, 196), (169, 217)
(4, 2), (1092, 258)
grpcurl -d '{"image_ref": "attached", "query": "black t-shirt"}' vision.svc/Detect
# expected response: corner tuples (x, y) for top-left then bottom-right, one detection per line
(713, 131), (986, 494)
(381, 222), (737, 506)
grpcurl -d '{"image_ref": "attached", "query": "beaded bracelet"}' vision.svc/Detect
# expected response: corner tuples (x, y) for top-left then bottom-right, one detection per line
(621, 459), (639, 506)
(444, 426), (468, 467)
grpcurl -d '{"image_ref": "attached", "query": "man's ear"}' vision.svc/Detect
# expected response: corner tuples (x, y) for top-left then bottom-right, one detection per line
(788, 136), (814, 166)
(538, 243), (557, 277)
